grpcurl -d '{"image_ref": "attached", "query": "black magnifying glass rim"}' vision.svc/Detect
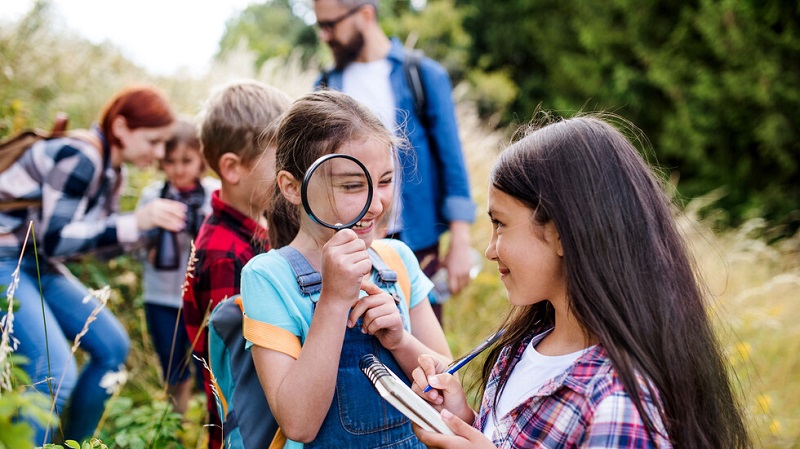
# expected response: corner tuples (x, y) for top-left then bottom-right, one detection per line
(301, 153), (374, 231)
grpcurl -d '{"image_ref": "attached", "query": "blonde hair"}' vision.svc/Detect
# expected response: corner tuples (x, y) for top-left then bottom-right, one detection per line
(199, 80), (292, 176)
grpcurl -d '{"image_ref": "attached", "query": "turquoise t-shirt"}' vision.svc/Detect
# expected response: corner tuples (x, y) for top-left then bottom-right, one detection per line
(240, 239), (433, 448)
(241, 238), (432, 350)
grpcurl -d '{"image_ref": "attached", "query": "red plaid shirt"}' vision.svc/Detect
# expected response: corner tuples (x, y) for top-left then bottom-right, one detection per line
(182, 190), (267, 449)
(474, 331), (672, 448)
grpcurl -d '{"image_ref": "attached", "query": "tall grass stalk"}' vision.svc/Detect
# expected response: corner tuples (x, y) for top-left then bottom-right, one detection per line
(0, 222), (35, 393)
(193, 354), (223, 441)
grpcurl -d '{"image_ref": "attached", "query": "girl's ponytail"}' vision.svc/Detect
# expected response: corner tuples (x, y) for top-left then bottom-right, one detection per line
(267, 183), (300, 249)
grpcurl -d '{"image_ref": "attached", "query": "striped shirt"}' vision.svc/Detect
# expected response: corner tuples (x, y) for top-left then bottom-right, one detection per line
(0, 127), (138, 259)
(475, 332), (672, 448)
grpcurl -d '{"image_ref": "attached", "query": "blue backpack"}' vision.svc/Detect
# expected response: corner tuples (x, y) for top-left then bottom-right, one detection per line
(208, 240), (411, 449)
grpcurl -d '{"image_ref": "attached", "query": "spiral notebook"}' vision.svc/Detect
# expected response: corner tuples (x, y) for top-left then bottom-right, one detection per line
(359, 354), (454, 435)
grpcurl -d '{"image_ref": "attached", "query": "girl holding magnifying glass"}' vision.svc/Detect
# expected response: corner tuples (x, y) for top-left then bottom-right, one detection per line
(240, 90), (451, 448)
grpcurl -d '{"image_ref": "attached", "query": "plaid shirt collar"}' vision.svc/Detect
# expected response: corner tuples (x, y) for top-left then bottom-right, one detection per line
(209, 190), (267, 242)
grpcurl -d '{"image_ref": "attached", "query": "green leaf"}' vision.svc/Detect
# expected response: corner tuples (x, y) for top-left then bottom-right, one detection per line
(0, 420), (36, 449)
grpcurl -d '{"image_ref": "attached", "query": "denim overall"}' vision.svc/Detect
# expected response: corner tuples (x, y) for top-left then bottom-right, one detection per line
(277, 247), (425, 449)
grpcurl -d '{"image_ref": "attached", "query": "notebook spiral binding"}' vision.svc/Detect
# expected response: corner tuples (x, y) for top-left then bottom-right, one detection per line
(360, 354), (388, 382)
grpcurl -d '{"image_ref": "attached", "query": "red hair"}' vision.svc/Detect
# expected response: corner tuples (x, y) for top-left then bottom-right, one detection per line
(99, 85), (175, 148)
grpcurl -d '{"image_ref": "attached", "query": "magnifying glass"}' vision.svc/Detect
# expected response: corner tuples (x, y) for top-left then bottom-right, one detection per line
(301, 153), (373, 231)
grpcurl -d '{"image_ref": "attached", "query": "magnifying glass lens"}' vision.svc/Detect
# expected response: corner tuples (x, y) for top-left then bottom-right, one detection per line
(304, 154), (373, 230)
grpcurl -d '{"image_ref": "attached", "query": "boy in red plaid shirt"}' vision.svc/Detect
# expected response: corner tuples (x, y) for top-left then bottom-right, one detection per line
(182, 80), (291, 449)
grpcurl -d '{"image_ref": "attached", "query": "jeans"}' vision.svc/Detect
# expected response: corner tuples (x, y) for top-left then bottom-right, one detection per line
(305, 312), (424, 449)
(144, 302), (203, 386)
(0, 256), (130, 444)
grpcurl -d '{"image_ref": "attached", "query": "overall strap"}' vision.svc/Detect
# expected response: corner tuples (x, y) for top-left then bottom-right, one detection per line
(367, 247), (398, 287)
(276, 244), (410, 307)
(276, 246), (322, 295)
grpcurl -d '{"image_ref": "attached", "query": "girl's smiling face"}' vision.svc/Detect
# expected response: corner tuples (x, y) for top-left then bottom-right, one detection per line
(485, 185), (566, 308)
(304, 137), (395, 248)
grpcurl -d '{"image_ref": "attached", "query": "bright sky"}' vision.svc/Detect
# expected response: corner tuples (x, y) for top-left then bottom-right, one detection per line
(1, 0), (259, 76)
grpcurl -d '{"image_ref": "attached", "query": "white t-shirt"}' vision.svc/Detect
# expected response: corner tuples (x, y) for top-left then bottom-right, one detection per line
(483, 335), (594, 439)
(342, 60), (403, 234)
(342, 59), (396, 131)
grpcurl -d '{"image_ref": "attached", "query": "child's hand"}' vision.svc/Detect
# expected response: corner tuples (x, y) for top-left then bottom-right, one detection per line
(320, 229), (372, 306)
(411, 354), (473, 422)
(349, 280), (405, 349)
(136, 198), (186, 232)
(412, 411), (497, 449)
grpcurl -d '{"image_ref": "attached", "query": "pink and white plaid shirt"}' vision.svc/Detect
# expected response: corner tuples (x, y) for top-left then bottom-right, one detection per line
(474, 331), (672, 448)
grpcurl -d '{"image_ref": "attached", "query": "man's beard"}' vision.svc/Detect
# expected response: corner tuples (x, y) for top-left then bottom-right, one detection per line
(331, 30), (365, 69)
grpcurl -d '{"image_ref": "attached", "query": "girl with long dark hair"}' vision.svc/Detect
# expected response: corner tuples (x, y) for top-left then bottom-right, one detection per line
(412, 114), (749, 448)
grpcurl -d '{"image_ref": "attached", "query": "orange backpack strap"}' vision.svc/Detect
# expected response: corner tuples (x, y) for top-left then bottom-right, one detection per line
(239, 296), (302, 359)
(370, 240), (411, 308)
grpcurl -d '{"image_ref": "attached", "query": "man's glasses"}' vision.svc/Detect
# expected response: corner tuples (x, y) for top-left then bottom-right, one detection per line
(316, 4), (364, 32)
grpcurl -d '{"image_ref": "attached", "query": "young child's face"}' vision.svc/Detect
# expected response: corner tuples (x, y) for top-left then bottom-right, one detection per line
(309, 137), (394, 247)
(485, 185), (566, 307)
(162, 143), (204, 189)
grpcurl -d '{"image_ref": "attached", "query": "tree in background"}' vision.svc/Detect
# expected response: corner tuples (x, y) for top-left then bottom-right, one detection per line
(216, 0), (320, 68)
(458, 0), (800, 233)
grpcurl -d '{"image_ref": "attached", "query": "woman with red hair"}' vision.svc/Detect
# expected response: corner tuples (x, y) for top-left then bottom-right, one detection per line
(0, 85), (187, 445)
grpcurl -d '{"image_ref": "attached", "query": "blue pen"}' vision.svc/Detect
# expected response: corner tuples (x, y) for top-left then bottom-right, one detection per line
(423, 329), (506, 393)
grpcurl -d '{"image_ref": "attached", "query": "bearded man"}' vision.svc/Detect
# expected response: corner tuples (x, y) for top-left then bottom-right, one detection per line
(312, 0), (476, 324)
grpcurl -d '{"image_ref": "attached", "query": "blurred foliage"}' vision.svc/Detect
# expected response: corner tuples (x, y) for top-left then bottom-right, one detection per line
(0, 355), (53, 449)
(217, 0), (320, 69)
(383, 0), (472, 78)
(93, 397), (183, 449)
(44, 438), (109, 449)
(0, 1), (151, 139)
(219, 0), (799, 232)
(457, 0), (800, 233)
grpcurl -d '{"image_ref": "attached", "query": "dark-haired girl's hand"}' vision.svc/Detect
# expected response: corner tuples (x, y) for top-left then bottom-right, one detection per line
(411, 354), (473, 422)
(349, 280), (405, 349)
(320, 229), (372, 308)
(412, 412), (497, 449)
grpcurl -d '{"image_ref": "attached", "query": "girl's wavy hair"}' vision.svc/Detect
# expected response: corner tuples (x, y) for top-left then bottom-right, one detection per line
(479, 111), (749, 448)
(267, 90), (400, 247)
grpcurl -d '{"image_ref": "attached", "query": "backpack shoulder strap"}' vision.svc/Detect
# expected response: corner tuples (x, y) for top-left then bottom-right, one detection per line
(370, 240), (412, 308)
(403, 49), (427, 126)
(66, 128), (103, 154)
(319, 67), (333, 89)
(239, 298), (302, 359)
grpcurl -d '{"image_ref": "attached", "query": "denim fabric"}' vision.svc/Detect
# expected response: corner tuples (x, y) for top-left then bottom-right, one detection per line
(144, 303), (202, 386)
(0, 256), (129, 444)
(305, 318), (424, 449)
(276, 246), (424, 448)
(315, 38), (476, 251)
